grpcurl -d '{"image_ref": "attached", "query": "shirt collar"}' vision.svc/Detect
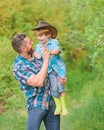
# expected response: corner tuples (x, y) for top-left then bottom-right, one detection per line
(40, 38), (52, 46)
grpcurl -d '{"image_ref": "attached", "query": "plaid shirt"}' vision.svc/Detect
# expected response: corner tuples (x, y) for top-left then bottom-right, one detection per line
(13, 55), (51, 110)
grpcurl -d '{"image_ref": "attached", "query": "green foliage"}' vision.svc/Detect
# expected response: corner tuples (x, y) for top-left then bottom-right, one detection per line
(0, 0), (104, 130)
(61, 78), (104, 130)
(68, 97), (104, 130)
(69, 80), (104, 130)
(0, 37), (17, 100)
(0, 110), (27, 130)
(90, 33), (104, 77)
(66, 67), (97, 99)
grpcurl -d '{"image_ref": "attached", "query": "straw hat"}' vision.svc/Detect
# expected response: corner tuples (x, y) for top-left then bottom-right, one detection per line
(32, 21), (57, 38)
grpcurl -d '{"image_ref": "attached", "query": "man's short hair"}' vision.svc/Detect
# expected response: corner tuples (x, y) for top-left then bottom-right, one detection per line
(11, 33), (26, 53)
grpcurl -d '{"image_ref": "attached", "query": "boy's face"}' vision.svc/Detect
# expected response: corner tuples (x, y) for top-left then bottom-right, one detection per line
(36, 34), (49, 44)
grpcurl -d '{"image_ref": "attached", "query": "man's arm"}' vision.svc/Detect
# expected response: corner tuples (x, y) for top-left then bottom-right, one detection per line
(27, 47), (50, 87)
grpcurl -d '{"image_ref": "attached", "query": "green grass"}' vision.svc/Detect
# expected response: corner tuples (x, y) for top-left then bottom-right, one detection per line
(0, 110), (27, 130)
(0, 0), (104, 129)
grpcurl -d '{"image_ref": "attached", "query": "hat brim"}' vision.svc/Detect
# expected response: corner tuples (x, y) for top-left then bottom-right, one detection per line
(32, 26), (57, 39)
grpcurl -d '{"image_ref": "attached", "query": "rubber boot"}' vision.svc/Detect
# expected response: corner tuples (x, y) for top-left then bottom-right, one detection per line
(53, 97), (62, 115)
(60, 96), (68, 116)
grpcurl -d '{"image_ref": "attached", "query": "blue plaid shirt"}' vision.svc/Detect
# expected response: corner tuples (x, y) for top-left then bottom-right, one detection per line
(35, 38), (66, 78)
(13, 55), (51, 110)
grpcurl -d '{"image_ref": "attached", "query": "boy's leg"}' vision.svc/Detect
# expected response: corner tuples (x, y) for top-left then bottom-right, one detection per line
(49, 72), (61, 115)
(44, 98), (60, 130)
(49, 72), (60, 98)
(27, 107), (46, 130)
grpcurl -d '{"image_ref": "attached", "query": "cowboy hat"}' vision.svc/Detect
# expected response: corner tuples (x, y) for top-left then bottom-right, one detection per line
(32, 21), (57, 38)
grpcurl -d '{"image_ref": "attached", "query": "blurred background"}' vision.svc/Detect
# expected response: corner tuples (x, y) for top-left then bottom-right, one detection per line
(0, 0), (104, 130)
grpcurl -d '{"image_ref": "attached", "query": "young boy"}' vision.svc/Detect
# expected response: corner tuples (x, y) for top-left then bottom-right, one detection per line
(32, 21), (68, 116)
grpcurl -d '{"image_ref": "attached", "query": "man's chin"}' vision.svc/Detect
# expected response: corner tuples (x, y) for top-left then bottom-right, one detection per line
(28, 49), (34, 57)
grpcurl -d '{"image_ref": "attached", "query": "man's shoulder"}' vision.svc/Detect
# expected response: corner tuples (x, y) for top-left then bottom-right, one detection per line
(14, 55), (22, 63)
(13, 55), (24, 69)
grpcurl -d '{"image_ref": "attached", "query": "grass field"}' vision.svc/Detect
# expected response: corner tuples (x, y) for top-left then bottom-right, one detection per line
(0, 0), (104, 129)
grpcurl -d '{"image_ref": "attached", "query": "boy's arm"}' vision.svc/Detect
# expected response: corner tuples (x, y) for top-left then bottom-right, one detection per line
(49, 39), (61, 55)
(49, 49), (60, 55)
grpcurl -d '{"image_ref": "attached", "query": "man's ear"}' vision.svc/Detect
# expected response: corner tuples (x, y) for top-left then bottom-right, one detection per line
(20, 46), (26, 52)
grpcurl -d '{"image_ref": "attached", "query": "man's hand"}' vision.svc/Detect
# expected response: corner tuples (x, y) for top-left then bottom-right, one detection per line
(42, 47), (50, 61)
(57, 77), (67, 85)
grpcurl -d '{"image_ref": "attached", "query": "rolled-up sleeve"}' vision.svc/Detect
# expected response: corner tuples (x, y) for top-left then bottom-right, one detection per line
(52, 40), (60, 51)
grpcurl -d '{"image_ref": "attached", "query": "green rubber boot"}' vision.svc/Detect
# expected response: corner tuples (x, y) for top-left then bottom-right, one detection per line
(60, 96), (68, 116)
(53, 97), (62, 115)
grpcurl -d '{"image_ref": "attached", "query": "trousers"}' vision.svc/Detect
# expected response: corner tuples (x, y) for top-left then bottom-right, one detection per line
(27, 98), (60, 130)
(49, 71), (65, 98)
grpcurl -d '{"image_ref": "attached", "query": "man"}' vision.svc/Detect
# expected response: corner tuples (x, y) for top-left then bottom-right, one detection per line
(11, 33), (66, 130)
